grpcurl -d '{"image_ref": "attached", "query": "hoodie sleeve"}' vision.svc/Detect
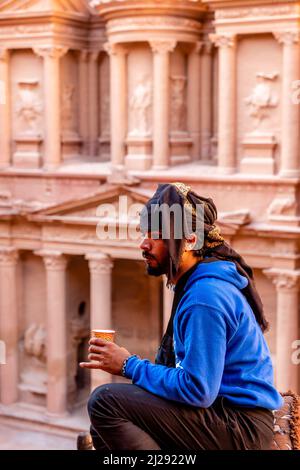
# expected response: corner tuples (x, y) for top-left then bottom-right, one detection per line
(124, 303), (228, 407)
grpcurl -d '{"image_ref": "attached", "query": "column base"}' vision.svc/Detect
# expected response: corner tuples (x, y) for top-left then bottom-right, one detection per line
(125, 154), (153, 171)
(240, 133), (276, 175)
(279, 169), (300, 178)
(62, 133), (82, 162)
(13, 135), (42, 169)
(152, 164), (169, 171)
(217, 165), (236, 175)
(170, 133), (192, 166)
(125, 136), (153, 171)
(46, 409), (70, 419)
(98, 135), (111, 162)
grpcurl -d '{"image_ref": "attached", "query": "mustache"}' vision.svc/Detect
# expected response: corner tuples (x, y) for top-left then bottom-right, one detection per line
(142, 251), (156, 260)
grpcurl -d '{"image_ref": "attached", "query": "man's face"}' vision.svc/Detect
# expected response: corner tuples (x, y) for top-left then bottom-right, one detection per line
(139, 231), (170, 277)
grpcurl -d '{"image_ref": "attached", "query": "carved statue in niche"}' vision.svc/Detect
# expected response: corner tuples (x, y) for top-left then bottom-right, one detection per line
(24, 323), (47, 361)
(19, 323), (47, 395)
(245, 72), (279, 130)
(170, 75), (187, 133)
(15, 80), (43, 135)
(61, 84), (77, 136)
(129, 79), (152, 137)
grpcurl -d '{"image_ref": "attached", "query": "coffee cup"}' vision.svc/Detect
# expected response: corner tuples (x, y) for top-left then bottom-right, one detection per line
(91, 329), (115, 342)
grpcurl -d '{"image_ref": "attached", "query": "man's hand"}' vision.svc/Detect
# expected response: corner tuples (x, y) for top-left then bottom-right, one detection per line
(79, 338), (131, 376)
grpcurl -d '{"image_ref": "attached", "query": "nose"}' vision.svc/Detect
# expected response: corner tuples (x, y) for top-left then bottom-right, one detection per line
(139, 236), (151, 252)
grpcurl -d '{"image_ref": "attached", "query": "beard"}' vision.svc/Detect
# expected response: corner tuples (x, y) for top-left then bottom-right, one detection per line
(146, 264), (165, 277)
(142, 252), (168, 277)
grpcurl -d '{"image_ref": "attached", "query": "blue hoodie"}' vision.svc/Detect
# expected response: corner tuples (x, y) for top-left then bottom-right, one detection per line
(125, 260), (283, 410)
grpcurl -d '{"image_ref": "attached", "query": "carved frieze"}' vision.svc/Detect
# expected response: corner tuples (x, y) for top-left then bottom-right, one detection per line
(0, 0), (91, 15)
(215, 5), (295, 20)
(0, 23), (89, 48)
(106, 16), (202, 35)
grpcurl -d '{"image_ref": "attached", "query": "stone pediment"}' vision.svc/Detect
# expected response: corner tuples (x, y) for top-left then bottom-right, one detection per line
(28, 184), (153, 224)
(27, 183), (251, 238)
(0, 0), (93, 16)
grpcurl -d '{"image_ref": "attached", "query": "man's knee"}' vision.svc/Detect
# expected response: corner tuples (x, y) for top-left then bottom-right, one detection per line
(87, 383), (115, 419)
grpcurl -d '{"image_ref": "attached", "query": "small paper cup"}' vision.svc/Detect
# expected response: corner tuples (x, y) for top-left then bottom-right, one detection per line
(91, 329), (115, 342)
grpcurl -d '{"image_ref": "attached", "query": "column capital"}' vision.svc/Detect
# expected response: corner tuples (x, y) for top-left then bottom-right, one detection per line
(273, 31), (300, 45)
(209, 33), (236, 48)
(103, 42), (127, 56)
(89, 50), (101, 62)
(86, 252), (113, 274)
(263, 268), (300, 292)
(0, 247), (19, 266)
(35, 250), (68, 271)
(150, 40), (177, 54)
(190, 41), (203, 55)
(33, 46), (68, 59)
(0, 48), (9, 62)
(79, 50), (89, 62)
(202, 40), (213, 55)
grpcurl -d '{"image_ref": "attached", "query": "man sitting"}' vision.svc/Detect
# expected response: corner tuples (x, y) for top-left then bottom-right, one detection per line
(80, 182), (282, 450)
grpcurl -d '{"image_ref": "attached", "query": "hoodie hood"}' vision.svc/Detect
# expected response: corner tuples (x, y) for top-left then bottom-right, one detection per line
(184, 260), (249, 292)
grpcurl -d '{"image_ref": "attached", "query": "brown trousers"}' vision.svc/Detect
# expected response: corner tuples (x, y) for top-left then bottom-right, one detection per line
(88, 383), (274, 451)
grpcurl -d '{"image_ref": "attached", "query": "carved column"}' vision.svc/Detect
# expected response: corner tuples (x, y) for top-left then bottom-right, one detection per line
(104, 43), (127, 169)
(88, 51), (100, 157)
(200, 41), (213, 161)
(264, 268), (300, 392)
(210, 34), (237, 174)
(274, 31), (300, 177)
(86, 253), (113, 390)
(33, 47), (68, 168)
(79, 50), (89, 155)
(150, 41), (177, 170)
(187, 42), (202, 161)
(0, 49), (11, 168)
(0, 248), (19, 405)
(36, 251), (68, 415)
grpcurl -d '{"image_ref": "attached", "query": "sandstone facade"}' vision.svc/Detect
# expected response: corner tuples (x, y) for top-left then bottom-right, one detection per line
(0, 0), (299, 445)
